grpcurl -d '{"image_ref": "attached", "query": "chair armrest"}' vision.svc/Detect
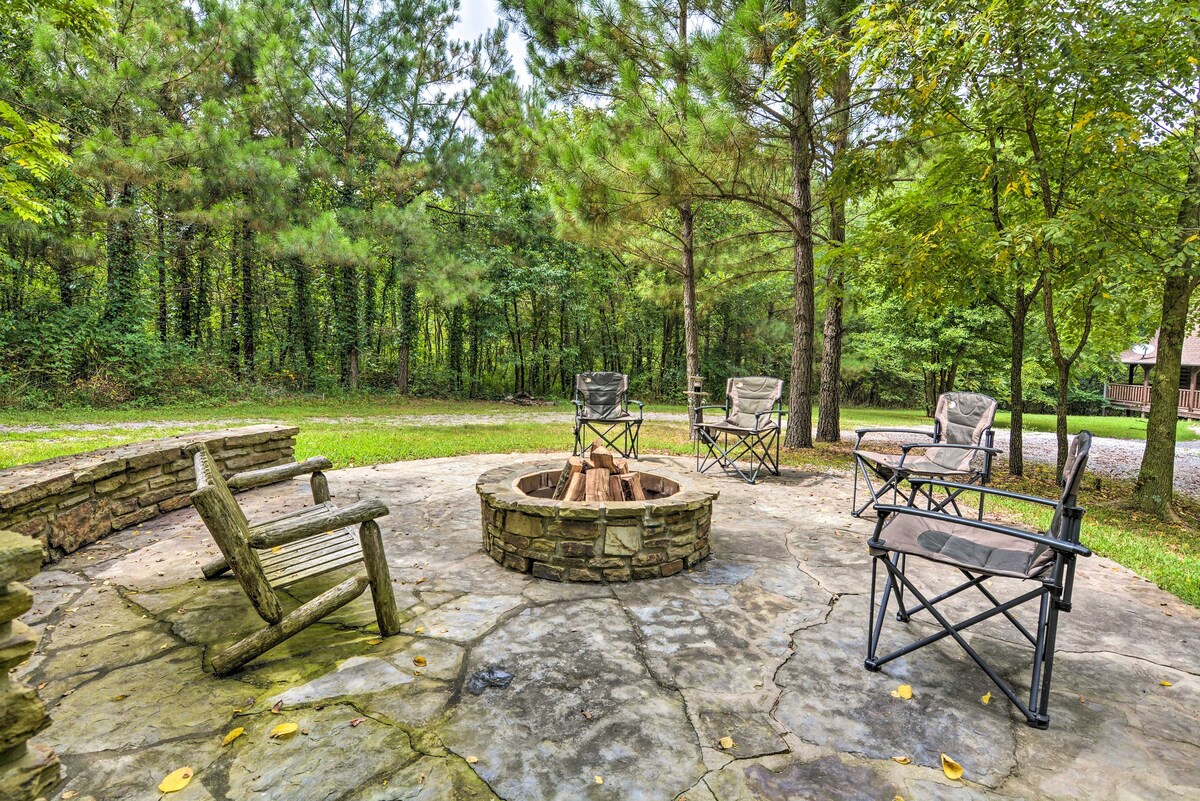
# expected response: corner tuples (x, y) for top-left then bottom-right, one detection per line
(630, 400), (645, 419)
(226, 457), (333, 491)
(854, 427), (934, 448)
(696, 405), (728, 414)
(872, 505), (1091, 557)
(907, 479), (1060, 508)
(247, 499), (389, 549)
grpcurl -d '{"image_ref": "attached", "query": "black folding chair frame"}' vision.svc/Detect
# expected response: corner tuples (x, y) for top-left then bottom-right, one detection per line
(574, 415), (643, 460)
(694, 400), (784, 484)
(863, 485), (1089, 729)
(851, 430), (998, 519)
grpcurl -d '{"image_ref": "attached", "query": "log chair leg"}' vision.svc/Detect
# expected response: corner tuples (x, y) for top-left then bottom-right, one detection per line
(211, 575), (369, 676)
(201, 556), (231, 579)
(359, 519), (402, 636)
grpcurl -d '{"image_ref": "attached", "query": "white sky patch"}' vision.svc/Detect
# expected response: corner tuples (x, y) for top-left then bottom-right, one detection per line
(454, 0), (532, 88)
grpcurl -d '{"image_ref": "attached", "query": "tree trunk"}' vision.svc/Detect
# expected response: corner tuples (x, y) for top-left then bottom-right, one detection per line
(784, 2), (816, 450)
(1133, 128), (1200, 515)
(397, 279), (416, 393)
(240, 220), (256, 374)
(816, 30), (850, 444)
(103, 182), (139, 323)
(1007, 292), (1031, 475)
(680, 202), (701, 438)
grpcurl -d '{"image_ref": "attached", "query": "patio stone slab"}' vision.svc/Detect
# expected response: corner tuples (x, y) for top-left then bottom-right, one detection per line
(13, 452), (1200, 800)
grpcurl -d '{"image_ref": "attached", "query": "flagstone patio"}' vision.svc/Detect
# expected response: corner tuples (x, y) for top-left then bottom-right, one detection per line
(18, 454), (1200, 801)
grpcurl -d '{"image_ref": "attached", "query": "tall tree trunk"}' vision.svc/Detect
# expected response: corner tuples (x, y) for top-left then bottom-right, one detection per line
(1005, 284), (1039, 476)
(680, 203), (701, 438)
(397, 279), (417, 394)
(240, 220), (256, 374)
(155, 186), (168, 342)
(103, 182), (139, 323)
(1041, 270), (1096, 477)
(816, 23), (851, 444)
(1133, 128), (1200, 515)
(784, 0), (816, 449)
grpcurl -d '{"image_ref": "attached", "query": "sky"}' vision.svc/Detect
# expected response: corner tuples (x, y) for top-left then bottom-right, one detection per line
(453, 0), (533, 87)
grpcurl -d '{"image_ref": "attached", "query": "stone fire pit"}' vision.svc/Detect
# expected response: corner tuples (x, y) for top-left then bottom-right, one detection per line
(476, 460), (717, 581)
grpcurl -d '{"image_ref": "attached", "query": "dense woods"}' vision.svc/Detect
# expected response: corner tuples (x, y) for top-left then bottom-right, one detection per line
(2, 1), (1198, 509)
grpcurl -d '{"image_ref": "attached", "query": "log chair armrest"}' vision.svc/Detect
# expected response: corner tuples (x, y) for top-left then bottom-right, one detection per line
(248, 498), (389, 549)
(227, 457), (334, 491)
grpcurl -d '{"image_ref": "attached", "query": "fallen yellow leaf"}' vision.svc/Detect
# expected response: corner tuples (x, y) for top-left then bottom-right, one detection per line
(222, 727), (245, 746)
(158, 766), (194, 793)
(594, 775), (604, 784)
(269, 722), (299, 740)
(891, 755), (911, 765)
(415, 626), (425, 634)
(940, 753), (964, 781)
(891, 684), (913, 700)
(413, 656), (428, 667)
(112, 694), (128, 701)
(1160, 681), (1174, 687)
(717, 736), (735, 750)
(62, 792), (79, 800)
(981, 691), (992, 705)
(466, 755), (479, 764)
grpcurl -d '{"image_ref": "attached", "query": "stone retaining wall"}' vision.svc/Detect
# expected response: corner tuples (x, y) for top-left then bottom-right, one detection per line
(0, 425), (298, 560)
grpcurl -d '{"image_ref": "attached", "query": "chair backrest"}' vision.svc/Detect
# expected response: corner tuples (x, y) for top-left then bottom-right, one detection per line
(927, 392), (998, 471)
(1050, 430), (1092, 541)
(190, 445), (282, 623)
(726, 376), (784, 429)
(576, 372), (628, 420)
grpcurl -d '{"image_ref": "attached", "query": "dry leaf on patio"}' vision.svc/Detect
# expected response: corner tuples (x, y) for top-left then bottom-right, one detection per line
(415, 626), (425, 634)
(890, 684), (913, 700)
(594, 776), (604, 784)
(466, 756), (479, 764)
(981, 691), (992, 705)
(222, 727), (245, 746)
(1160, 681), (1173, 687)
(940, 753), (964, 781)
(269, 722), (299, 740)
(717, 736), (735, 750)
(891, 756), (911, 765)
(271, 700), (283, 714)
(580, 709), (593, 720)
(158, 766), (194, 793)
(111, 694), (128, 701)
(367, 638), (384, 645)
(62, 791), (78, 799)
(350, 717), (367, 727)
(413, 656), (428, 667)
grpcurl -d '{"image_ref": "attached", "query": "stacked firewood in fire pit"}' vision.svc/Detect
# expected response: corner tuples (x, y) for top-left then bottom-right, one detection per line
(552, 443), (647, 502)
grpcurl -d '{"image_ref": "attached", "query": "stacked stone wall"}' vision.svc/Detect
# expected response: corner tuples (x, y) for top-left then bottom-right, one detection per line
(0, 425), (298, 560)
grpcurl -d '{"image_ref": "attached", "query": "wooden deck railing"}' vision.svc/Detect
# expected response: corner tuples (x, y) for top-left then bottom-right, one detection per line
(1104, 383), (1200, 410)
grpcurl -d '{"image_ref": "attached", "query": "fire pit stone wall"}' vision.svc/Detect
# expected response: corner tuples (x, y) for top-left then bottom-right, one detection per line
(476, 460), (717, 582)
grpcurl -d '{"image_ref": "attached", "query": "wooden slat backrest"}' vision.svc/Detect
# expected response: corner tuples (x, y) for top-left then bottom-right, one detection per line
(190, 445), (283, 624)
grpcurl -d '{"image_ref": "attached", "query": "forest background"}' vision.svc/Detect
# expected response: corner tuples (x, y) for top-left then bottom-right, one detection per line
(2, 0), (1199, 518)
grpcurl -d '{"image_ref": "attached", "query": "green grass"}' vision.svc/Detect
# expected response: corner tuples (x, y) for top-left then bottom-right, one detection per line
(2, 394), (1196, 607)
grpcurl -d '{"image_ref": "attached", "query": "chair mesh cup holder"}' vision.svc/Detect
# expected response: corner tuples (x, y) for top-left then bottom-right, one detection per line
(863, 431), (1094, 729)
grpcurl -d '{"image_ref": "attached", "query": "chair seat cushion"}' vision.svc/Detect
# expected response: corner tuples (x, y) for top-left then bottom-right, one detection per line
(876, 513), (1053, 579)
(854, 450), (972, 476)
(698, 418), (778, 435)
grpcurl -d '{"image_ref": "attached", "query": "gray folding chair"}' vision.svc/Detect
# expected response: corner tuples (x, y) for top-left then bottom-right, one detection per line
(864, 431), (1093, 728)
(852, 392), (999, 517)
(695, 376), (784, 484)
(573, 372), (644, 459)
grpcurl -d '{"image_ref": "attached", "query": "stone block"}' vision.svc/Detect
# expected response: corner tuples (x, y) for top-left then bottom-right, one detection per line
(555, 520), (598, 540)
(112, 506), (159, 529)
(0, 684), (49, 752)
(54, 490), (92, 510)
(127, 447), (180, 470)
(502, 533), (532, 550)
(502, 554), (530, 573)
(632, 566), (661, 580)
(223, 452), (277, 471)
(660, 559), (684, 577)
(138, 485), (181, 507)
(0, 531), (43, 585)
(631, 552), (664, 567)
(94, 474), (128, 494)
(148, 473), (177, 490)
(527, 539), (555, 554)
(667, 545), (695, 561)
(0, 622), (36, 675)
(158, 494), (193, 512)
(0, 742), (61, 800)
(505, 512), (544, 539)
(531, 563), (564, 582)
(604, 524), (641, 556)
(113, 480), (151, 500)
(110, 497), (139, 516)
(560, 541), (595, 559)
(685, 550), (705, 567)
(567, 567), (603, 582)
(72, 457), (126, 483)
(46, 498), (110, 554)
(0, 474), (73, 512)
(603, 567), (632, 582)
(0, 582), (34, 621)
(163, 457), (192, 473)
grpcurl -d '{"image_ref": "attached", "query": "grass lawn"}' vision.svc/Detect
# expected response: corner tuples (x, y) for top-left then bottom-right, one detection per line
(2, 395), (1197, 607)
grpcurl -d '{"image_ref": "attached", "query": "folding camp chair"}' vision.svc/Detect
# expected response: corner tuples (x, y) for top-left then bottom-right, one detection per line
(852, 392), (999, 518)
(573, 372), (644, 459)
(864, 431), (1093, 728)
(695, 376), (784, 484)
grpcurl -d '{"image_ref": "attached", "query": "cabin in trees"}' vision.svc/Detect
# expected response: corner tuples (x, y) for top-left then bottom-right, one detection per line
(1104, 330), (1200, 419)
